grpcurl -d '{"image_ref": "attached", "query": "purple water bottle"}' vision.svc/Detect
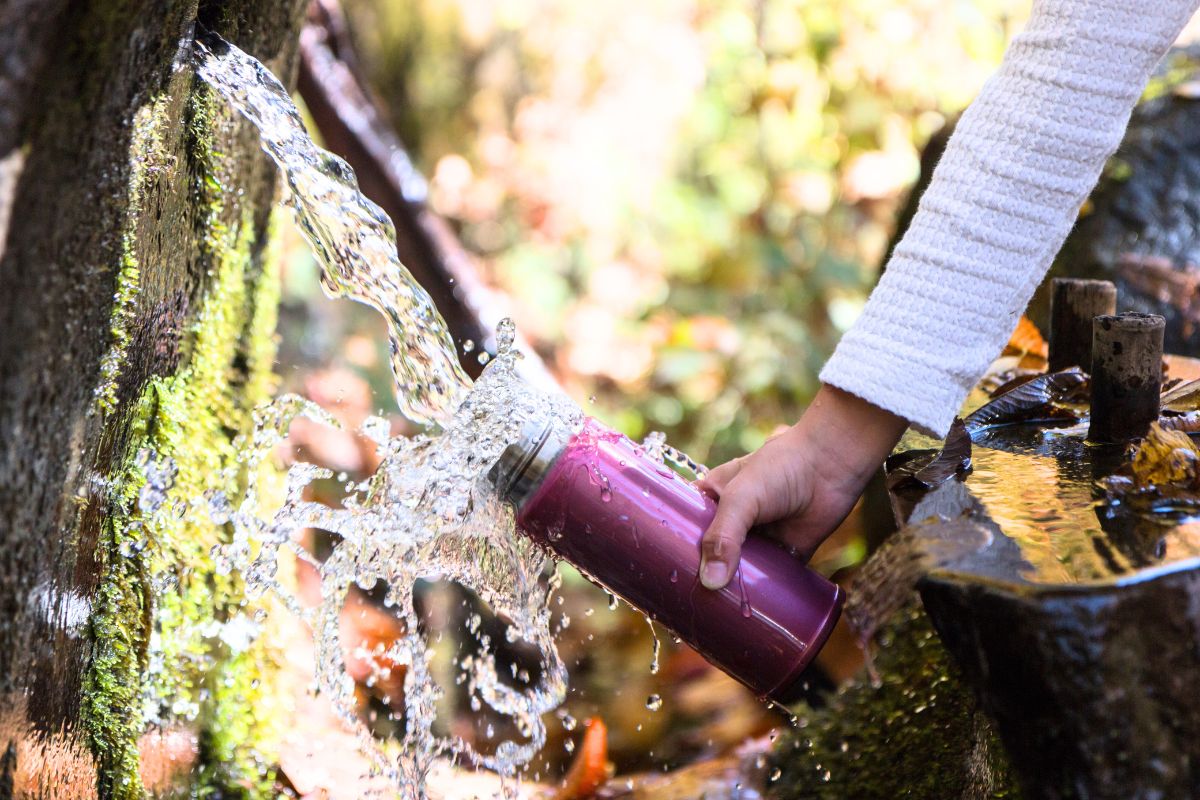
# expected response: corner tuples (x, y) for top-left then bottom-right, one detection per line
(488, 417), (843, 703)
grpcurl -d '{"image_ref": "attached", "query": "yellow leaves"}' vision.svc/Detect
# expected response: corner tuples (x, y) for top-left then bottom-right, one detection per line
(1131, 422), (1200, 489)
(1002, 315), (1048, 360)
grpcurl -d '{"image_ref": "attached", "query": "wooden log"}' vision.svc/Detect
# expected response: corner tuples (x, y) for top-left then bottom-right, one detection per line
(1088, 312), (1165, 443)
(1047, 278), (1116, 372)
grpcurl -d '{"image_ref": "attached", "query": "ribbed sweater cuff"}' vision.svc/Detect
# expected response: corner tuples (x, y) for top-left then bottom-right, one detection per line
(820, 334), (964, 439)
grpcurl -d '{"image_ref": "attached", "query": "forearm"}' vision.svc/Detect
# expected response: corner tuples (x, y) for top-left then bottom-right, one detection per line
(821, 0), (1199, 438)
(795, 384), (907, 494)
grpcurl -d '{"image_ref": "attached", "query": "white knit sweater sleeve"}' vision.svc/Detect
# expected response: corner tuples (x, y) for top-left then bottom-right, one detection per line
(819, 0), (1200, 438)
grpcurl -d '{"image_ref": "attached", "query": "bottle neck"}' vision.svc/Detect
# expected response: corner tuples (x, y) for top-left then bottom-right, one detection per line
(488, 418), (572, 509)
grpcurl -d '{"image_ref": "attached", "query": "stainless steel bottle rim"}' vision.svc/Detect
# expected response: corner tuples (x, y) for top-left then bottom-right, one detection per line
(487, 417), (572, 509)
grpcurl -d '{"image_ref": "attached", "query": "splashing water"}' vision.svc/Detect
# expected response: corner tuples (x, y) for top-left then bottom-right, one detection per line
(194, 331), (580, 790)
(194, 32), (469, 429)
(187, 33), (588, 795)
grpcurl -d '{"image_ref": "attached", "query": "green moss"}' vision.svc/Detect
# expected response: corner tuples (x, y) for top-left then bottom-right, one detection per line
(83, 84), (286, 799)
(82, 506), (151, 800)
(768, 603), (1019, 800)
(93, 96), (172, 417)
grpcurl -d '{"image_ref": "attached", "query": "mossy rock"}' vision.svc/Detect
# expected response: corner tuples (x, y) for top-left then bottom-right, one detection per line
(0, 1), (304, 798)
(768, 602), (1019, 800)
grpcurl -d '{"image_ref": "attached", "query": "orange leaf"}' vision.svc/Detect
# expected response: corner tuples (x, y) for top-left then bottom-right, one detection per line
(555, 718), (610, 800)
(1003, 315), (1048, 359)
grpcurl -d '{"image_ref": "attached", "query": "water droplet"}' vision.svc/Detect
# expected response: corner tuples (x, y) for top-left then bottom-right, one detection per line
(495, 317), (516, 353)
(769, 767), (782, 782)
(741, 601), (753, 618)
(600, 485), (612, 502)
(647, 617), (661, 674)
(462, 339), (475, 353)
(477, 351), (491, 365)
(645, 694), (662, 711)
(668, 569), (678, 583)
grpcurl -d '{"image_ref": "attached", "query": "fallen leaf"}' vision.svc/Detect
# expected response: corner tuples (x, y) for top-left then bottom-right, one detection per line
(555, 718), (610, 800)
(1002, 315), (1048, 359)
(886, 418), (972, 493)
(1131, 422), (1200, 488)
(1161, 378), (1200, 411)
(963, 369), (1087, 433)
(1158, 411), (1200, 433)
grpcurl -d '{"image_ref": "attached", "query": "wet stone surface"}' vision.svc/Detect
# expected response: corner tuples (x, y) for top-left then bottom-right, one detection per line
(893, 413), (1200, 799)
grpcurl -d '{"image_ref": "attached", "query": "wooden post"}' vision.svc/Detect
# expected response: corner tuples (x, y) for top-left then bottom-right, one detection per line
(1048, 278), (1117, 372)
(1088, 313), (1165, 443)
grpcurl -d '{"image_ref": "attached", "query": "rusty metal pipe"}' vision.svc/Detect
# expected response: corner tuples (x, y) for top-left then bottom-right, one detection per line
(1088, 312), (1165, 443)
(1048, 278), (1116, 372)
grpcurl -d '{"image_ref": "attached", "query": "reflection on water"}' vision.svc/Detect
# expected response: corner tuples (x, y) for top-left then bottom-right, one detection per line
(900, 422), (1200, 588)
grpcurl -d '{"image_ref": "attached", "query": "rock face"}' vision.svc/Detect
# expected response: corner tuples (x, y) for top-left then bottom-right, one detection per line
(0, 2), (304, 797)
(920, 568), (1200, 800)
(768, 603), (1018, 800)
(888, 424), (1200, 799)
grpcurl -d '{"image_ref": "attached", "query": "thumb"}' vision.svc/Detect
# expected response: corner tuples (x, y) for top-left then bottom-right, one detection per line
(699, 477), (759, 590)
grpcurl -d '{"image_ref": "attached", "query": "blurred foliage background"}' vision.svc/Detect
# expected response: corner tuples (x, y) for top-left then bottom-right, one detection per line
(333, 0), (1030, 463)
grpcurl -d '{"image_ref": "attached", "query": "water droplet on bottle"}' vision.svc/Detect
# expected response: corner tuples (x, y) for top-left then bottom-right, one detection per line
(462, 339), (475, 353)
(741, 601), (752, 618)
(668, 569), (678, 583)
(477, 351), (491, 365)
(600, 486), (612, 502)
(645, 694), (662, 711)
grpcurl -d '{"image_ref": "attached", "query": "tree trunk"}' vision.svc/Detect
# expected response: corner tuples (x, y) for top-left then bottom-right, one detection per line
(0, 1), (304, 797)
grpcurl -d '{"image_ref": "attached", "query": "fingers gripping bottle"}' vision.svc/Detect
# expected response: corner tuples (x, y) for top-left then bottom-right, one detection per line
(488, 417), (844, 703)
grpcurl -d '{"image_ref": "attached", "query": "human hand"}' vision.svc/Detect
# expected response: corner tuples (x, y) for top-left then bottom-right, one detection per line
(695, 384), (907, 589)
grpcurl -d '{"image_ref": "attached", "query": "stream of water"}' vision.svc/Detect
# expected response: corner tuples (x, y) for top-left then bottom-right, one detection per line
(196, 32), (468, 430)
(188, 34), (586, 795)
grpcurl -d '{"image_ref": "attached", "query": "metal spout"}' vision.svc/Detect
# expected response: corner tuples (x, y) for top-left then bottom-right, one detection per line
(488, 418), (572, 508)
